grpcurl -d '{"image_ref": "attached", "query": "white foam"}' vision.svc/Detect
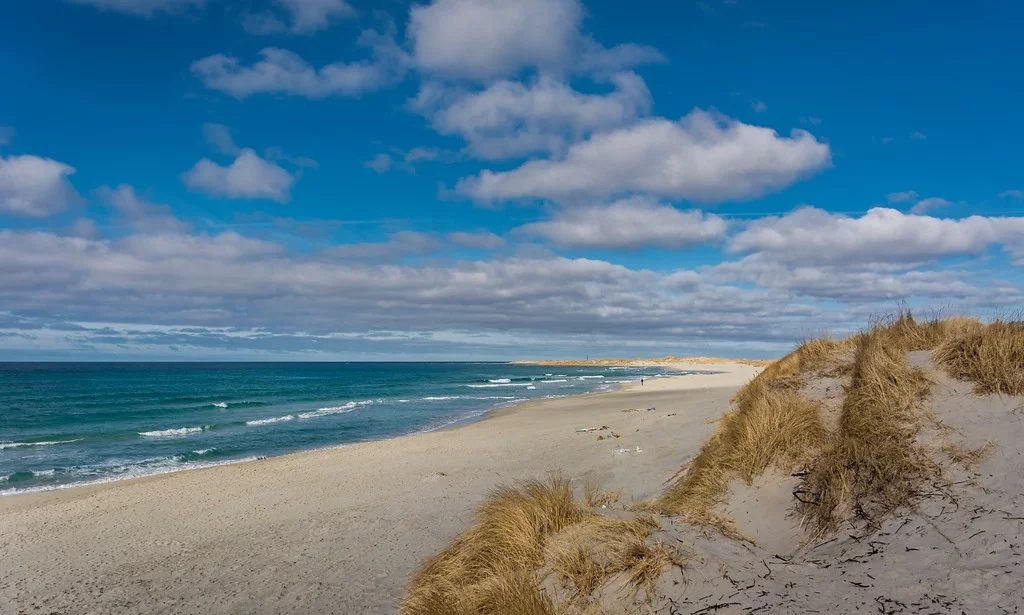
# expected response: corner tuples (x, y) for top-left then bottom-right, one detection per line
(488, 378), (511, 384)
(465, 383), (532, 388)
(0, 438), (83, 450)
(526, 385), (536, 390)
(423, 396), (461, 401)
(212, 402), (228, 408)
(191, 448), (216, 456)
(246, 415), (294, 426)
(577, 375), (605, 379)
(1, 455), (259, 497)
(32, 469), (56, 477)
(539, 379), (568, 383)
(298, 400), (373, 420)
(138, 426), (205, 437)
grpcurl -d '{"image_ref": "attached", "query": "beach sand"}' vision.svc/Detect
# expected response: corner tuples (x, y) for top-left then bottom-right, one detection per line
(0, 363), (759, 615)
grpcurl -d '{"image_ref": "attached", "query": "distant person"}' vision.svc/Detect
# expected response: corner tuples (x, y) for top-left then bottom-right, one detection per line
(641, 378), (644, 387)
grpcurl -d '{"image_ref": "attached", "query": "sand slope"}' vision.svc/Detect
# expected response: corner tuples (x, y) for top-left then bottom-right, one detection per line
(0, 364), (757, 615)
(634, 353), (1024, 615)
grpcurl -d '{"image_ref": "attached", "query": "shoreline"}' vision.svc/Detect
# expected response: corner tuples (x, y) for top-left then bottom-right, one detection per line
(0, 362), (759, 614)
(0, 364), (709, 500)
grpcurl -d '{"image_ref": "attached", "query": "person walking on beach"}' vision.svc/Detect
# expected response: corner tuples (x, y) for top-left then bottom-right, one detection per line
(641, 378), (644, 387)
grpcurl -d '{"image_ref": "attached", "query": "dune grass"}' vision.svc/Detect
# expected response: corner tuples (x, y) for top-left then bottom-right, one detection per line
(801, 324), (935, 533)
(400, 478), (677, 615)
(656, 339), (836, 532)
(933, 319), (1024, 395)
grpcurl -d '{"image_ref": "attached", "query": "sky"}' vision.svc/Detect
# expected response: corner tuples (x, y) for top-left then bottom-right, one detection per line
(0, 0), (1023, 361)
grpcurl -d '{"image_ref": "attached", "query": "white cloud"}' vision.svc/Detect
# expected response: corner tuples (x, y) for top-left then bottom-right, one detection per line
(66, 0), (204, 16)
(364, 153), (393, 173)
(998, 190), (1024, 200)
(413, 72), (651, 160)
(447, 230), (506, 249)
(909, 197), (954, 215)
(409, 0), (583, 80)
(407, 0), (661, 80)
(728, 206), (1024, 266)
(192, 30), (407, 99)
(96, 184), (188, 233)
(886, 190), (919, 204)
(518, 198), (727, 249)
(243, 0), (355, 35)
(458, 109), (831, 203)
(202, 123), (240, 156)
(329, 231), (441, 259)
(182, 149), (295, 202)
(574, 39), (665, 75)
(712, 255), (988, 303)
(0, 155), (82, 217)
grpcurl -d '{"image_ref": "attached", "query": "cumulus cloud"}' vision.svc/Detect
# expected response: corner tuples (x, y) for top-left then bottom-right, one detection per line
(96, 184), (189, 233)
(408, 0), (661, 80)
(364, 153), (393, 173)
(202, 123), (241, 156)
(728, 206), (1024, 266)
(192, 29), (407, 99)
(409, 0), (583, 80)
(0, 154), (82, 217)
(909, 197), (954, 215)
(458, 109), (832, 203)
(412, 72), (652, 160)
(182, 149), (295, 202)
(887, 190), (919, 204)
(243, 0), (354, 35)
(65, 0), (204, 16)
(518, 198), (727, 249)
(446, 230), (506, 249)
(329, 231), (441, 259)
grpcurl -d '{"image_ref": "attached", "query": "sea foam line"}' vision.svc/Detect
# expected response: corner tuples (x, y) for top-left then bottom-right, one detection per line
(138, 426), (207, 438)
(246, 415), (294, 426)
(0, 438), (83, 450)
(297, 399), (374, 420)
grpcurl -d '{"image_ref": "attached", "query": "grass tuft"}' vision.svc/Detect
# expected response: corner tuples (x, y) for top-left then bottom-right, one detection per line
(400, 477), (579, 615)
(801, 325), (935, 533)
(657, 338), (834, 528)
(933, 320), (1024, 395)
(401, 479), (678, 615)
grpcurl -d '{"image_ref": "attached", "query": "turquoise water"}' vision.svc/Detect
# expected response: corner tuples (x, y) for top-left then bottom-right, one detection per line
(0, 362), (678, 495)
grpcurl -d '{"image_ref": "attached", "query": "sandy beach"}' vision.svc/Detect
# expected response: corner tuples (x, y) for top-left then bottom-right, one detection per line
(0, 363), (759, 614)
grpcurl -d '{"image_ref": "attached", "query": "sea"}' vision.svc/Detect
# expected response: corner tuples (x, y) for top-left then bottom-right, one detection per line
(0, 362), (681, 495)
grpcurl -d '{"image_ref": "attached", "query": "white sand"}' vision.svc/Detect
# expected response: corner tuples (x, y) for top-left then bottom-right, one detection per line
(0, 363), (759, 615)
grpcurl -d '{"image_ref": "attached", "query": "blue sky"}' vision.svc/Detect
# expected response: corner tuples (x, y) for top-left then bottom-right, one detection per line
(1, 0), (1022, 360)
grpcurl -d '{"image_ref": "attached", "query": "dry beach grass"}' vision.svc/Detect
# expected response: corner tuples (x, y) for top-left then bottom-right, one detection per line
(402, 309), (1024, 613)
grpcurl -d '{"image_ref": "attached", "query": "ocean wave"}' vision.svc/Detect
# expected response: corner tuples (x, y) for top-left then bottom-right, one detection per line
(423, 396), (462, 401)
(212, 402), (228, 408)
(246, 415), (294, 426)
(138, 426), (207, 437)
(0, 438), (83, 450)
(577, 375), (605, 379)
(465, 382), (532, 388)
(526, 385), (536, 390)
(298, 400), (373, 420)
(539, 379), (568, 383)
(32, 469), (56, 477)
(1, 454), (258, 497)
(488, 378), (511, 384)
